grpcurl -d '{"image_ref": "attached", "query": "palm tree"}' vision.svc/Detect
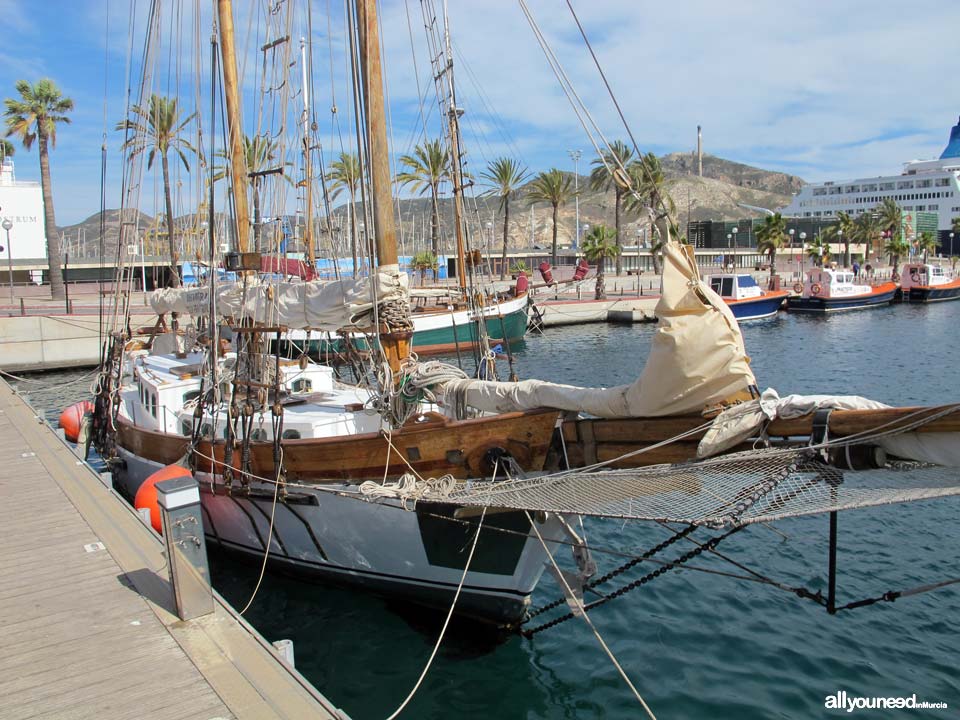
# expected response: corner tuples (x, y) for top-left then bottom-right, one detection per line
(755, 213), (787, 284)
(481, 157), (529, 280)
(807, 233), (831, 267)
(883, 233), (910, 278)
(0, 138), (13, 161)
(876, 198), (902, 263)
(832, 210), (856, 268)
(625, 153), (676, 274)
(411, 250), (438, 286)
(916, 231), (937, 263)
(396, 139), (449, 257)
(581, 224), (619, 300)
(854, 212), (881, 265)
(527, 169), (574, 265)
(590, 140), (634, 276)
(4, 78), (73, 300)
(214, 133), (283, 253)
(117, 94), (196, 288)
(952, 216), (960, 236)
(325, 152), (363, 269)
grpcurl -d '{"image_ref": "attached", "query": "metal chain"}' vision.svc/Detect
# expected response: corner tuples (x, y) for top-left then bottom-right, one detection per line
(524, 523), (699, 622)
(523, 526), (742, 637)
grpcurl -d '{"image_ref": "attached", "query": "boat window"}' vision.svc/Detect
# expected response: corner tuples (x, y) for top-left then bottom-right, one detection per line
(738, 275), (759, 288)
(180, 420), (192, 436)
(281, 429), (302, 440)
(720, 277), (734, 296)
(291, 378), (312, 393)
(709, 278), (723, 294)
(183, 390), (201, 403)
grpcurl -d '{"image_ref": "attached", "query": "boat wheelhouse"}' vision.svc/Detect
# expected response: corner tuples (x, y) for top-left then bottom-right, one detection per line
(705, 273), (787, 321)
(786, 266), (898, 313)
(781, 116), (960, 254)
(899, 262), (960, 303)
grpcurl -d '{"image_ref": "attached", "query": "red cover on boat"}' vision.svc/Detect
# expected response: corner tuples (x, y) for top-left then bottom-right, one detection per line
(260, 256), (318, 280)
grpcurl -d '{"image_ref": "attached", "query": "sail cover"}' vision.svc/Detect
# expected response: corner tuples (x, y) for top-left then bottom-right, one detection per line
(441, 242), (757, 418)
(149, 265), (409, 331)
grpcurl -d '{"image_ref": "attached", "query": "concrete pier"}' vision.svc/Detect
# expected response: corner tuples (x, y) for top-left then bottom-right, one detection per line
(0, 379), (346, 719)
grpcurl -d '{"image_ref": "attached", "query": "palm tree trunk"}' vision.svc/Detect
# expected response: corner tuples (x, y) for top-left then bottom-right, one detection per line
(551, 203), (559, 266)
(614, 188), (623, 276)
(595, 264), (605, 300)
(844, 239), (851, 269)
(160, 151), (181, 287)
(769, 249), (777, 288)
(500, 197), (510, 280)
(37, 133), (65, 300)
(430, 183), (440, 257)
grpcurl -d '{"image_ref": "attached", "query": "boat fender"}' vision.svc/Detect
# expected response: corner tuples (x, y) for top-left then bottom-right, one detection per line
(538, 261), (555, 286)
(135, 464), (193, 533)
(572, 258), (590, 282)
(59, 400), (96, 443)
(810, 283), (822, 296)
(793, 282), (803, 294)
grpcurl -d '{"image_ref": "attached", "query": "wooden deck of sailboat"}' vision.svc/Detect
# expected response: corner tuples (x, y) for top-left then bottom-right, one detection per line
(0, 379), (342, 720)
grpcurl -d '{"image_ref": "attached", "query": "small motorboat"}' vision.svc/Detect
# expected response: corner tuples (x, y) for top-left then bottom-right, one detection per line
(786, 267), (898, 313)
(705, 273), (788, 321)
(898, 262), (960, 303)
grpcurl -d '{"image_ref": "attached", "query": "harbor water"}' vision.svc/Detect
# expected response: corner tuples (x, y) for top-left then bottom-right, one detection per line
(11, 303), (958, 719)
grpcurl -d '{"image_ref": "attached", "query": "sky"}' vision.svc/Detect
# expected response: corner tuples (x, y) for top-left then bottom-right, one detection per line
(1, 0), (958, 226)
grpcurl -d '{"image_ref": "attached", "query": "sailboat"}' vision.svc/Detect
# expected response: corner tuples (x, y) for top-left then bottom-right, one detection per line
(87, 0), (960, 634)
(91, 0), (571, 626)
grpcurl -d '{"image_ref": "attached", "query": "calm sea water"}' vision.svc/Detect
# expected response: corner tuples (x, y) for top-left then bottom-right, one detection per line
(11, 303), (959, 719)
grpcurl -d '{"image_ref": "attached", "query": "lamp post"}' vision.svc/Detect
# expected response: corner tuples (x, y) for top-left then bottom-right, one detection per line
(731, 226), (739, 267)
(2, 218), (12, 304)
(951, 231), (956, 257)
(837, 228), (843, 267)
(569, 149), (581, 250)
(799, 231), (807, 277)
(726, 232), (732, 270)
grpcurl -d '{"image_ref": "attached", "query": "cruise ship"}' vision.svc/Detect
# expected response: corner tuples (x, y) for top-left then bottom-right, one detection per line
(781, 116), (960, 253)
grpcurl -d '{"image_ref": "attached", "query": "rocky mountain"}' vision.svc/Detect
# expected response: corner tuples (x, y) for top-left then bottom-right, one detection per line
(61, 153), (805, 257)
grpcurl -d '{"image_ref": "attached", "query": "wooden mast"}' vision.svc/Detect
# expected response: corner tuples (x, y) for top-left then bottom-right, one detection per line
(442, 12), (468, 293)
(216, 0), (251, 254)
(300, 38), (317, 267)
(356, 0), (412, 372)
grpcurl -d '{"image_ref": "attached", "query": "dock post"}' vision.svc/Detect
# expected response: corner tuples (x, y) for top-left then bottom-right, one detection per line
(156, 475), (215, 620)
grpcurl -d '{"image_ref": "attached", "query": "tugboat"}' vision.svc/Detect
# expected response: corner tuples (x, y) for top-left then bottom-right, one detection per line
(898, 262), (960, 303)
(786, 266), (898, 312)
(705, 273), (788, 320)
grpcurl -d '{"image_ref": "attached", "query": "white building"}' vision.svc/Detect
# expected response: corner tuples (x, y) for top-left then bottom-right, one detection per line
(781, 117), (960, 252)
(0, 158), (47, 260)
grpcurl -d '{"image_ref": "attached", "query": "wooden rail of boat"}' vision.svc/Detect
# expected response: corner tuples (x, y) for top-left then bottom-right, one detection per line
(116, 408), (559, 483)
(561, 405), (960, 469)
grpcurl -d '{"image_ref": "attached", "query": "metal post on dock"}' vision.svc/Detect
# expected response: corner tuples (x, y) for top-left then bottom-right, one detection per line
(156, 475), (215, 621)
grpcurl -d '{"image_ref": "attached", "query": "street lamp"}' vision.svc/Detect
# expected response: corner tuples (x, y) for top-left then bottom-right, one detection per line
(731, 226), (739, 267)
(837, 228), (843, 267)
(726, 233), (732, 270)
(950, 231), (956, 256)
(569, 149), (582, 250)
(799, 231), (807, 276)
(2, 218), (13, 304)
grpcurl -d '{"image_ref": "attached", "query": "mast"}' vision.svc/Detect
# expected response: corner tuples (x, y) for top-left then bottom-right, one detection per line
(442, 7), (469, 292)
(216, 0), (251, 254)
(355, 0), (412, 372)
(300, 37), (317, 267)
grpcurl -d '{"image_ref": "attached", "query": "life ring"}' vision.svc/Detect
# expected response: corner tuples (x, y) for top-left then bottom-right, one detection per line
(910, 271), (920, 283)
(810, 283), (822, 296)
(792, 282), (803, 294)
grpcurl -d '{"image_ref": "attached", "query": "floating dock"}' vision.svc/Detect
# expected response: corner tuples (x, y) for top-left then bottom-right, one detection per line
(0, 379), (346, 719)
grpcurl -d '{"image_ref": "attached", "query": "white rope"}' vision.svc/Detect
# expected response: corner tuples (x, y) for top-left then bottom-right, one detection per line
(526, 511), (658, 720)
(383, 506), (487, 720)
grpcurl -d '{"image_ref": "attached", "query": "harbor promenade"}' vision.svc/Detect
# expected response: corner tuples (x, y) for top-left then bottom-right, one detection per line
(0, 378), (345, 719)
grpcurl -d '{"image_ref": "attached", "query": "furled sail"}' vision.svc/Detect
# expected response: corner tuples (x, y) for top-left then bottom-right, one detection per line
(149, 264), (409, 331)
(441, 242), (757, 418)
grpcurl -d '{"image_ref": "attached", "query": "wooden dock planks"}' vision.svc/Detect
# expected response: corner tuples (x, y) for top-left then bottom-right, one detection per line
(0, 380), (342, 720)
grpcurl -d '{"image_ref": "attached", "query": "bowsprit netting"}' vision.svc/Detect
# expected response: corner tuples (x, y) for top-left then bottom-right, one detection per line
(433, 448), (960, 528)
